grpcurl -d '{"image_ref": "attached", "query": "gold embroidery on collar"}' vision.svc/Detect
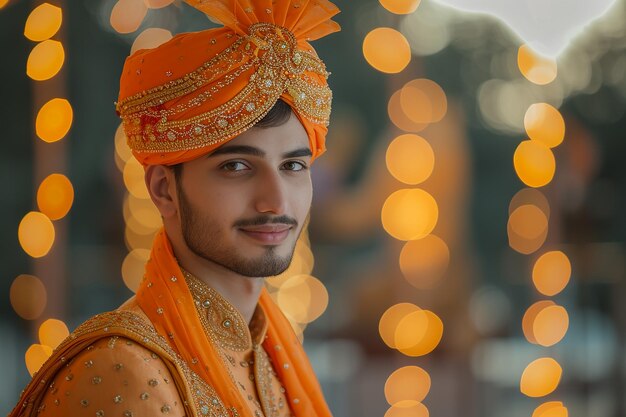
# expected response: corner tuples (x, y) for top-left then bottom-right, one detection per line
(183, 269), (267, 352)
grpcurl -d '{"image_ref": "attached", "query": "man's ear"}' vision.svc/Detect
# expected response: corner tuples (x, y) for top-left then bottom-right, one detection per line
(145, 165), (178, 218)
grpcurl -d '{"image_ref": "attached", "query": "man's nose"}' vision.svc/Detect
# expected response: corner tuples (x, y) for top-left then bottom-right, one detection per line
(254, 170), (287, 215)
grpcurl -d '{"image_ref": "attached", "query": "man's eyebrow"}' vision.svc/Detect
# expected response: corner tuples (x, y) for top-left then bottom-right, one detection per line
(283, 148), (312, 158)
(207, 145), (265, 158)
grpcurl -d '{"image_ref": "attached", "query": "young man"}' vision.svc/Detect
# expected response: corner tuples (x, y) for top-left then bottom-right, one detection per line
(10, 1), (340, 416)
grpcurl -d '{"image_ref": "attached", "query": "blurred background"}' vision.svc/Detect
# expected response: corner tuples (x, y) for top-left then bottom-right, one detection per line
(1, 0), (625, 416)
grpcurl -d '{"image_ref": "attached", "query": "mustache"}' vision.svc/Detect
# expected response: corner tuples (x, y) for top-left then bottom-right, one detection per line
(234, 215), (298, 228)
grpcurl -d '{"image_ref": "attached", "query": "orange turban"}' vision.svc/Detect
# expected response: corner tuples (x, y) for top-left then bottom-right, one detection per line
(116, 0), (341, 166)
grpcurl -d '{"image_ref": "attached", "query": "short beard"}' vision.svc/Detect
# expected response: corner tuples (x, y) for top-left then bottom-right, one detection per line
(177, 183), (300, 277)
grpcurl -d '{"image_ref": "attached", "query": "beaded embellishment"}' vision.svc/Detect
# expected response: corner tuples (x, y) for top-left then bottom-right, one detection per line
(117, 23), (332, 154)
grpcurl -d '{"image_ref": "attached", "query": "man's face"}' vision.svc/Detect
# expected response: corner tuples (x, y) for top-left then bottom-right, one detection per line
(174, 113), (313, 278)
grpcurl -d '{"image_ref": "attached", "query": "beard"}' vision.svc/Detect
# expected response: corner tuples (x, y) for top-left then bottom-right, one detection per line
(177, 185), (301, 278)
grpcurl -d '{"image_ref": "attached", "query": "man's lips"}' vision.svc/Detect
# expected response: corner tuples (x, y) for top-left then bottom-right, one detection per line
(239, 224), (292, 244)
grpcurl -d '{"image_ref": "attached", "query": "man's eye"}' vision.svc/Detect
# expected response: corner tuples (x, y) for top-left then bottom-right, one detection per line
(220, 161), (249, 171)
(283, 161), (307, 171)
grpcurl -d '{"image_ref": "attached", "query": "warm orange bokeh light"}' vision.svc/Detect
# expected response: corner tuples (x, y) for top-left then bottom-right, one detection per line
(395, 310), (443, 357)
(110, 0), (147, 34)
(532, 251), (571, 296)
(533, 401), (568, 417)
(514, 140), (556, 188)
(509, 204), (548, 241)
(388, 89), (428, 132)
(25, 344), (53, 377)
(521, 357), (562, 397)
(26, 39), (65, 81)
(38, 318), (70, 350)
(381, 189), (438, 241)
(266, 235), (314, 288)
(509, 188), (550, 220)
(123, 156), (150, 199)
(122, 248), (150, 292)
(385, 366), (431, 405)
(277, 274), (329, 323)
(36, 98), (73, 143)
(384, 401), (429, 417)
(386, 134), (435, 185)
(124, 224), (157, 251)
(379, 0), (421, 14)
(37, 173), (74, 220)
(127, 194), (162, 229)
(399, 234), (449, 289)
(379, 303), (420, 349)
(525, 103), (565, 148)
(24, 3), (62, 41)
(131, 27), (173, 54)
(363, 28), (411, 74)
(114, 123), (132, 171)
(0, 0), (10, 9)
(18, 211), (55, 258)
(522, 300), (555, 344)
(518, 45), (557, 85)
(533, 305), (569, 347)
(144, 0), (174, 8)
(10, 275), (47, 320)
(400, 79), (447, 124)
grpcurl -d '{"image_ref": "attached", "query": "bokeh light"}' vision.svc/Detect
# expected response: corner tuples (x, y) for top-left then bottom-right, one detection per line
(532, 251), (571, 296)
(533, 401), (568, 417)
(122, 248), (150, 292)
(123, 156), (149, 199)
(381, 189), (439, 241)
(276, 274), (329, 323)
(379, 303), (420, 349)
(10, 275), (47, 320)
(399, 234), (449, 289)
(388, 89), (428, 132)
(518, 45), (557, 85)
(144, 0), (174, 8)
(379, 0), (421, 15)
(386, 134), (435, 185)
(514, 140), (556, 188)
(384, 401), (429, 417)
(25, 344), (53, 377)
(507, 204), (549, 254)
(24, 3), (62, 41)
(35, 98), (73, 143)
(37, 173), (74, 220)
(127, 194), (161, 230)
(18, 211), (55, 258)
(266, 234), (314, 289)
(38, 318), (69, 350)
(520, 357), (562, 397)
(400, 79), (447, 124)
(522, 300), (555, 344)
(509, 188), (550, 220)
(110, 0), (147, 34)
(385, 366), (431, 405)
(114, 123), (132, 171)
(533, 305), (569, 347)
(125, 224), (158, 251)
(0, 0), (9, 9)
(363, 28), (411, 74)
(524, 103), (566, 148)
(395, 310), (444, 357)
(131, 27), (173, 54)
(26, 39), (65, 81)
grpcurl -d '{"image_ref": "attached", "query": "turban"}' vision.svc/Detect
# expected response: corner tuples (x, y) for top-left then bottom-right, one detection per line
(116, 0), (341, 166)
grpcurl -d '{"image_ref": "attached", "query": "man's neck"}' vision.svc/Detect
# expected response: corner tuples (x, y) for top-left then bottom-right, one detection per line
(174, 248), (265, 325)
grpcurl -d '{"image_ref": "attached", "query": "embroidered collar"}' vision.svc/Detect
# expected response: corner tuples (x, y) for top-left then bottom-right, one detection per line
(182, 269), (267, 352)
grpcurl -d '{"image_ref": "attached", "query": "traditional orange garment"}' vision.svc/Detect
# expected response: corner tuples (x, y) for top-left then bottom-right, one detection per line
(9, 1), (339, 416)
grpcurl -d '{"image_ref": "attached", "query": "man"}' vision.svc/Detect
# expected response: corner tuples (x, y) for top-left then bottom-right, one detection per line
(10, 1), (340, 416)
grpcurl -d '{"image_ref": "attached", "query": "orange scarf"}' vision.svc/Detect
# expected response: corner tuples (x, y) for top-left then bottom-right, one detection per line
(136, 228), (332, 417)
